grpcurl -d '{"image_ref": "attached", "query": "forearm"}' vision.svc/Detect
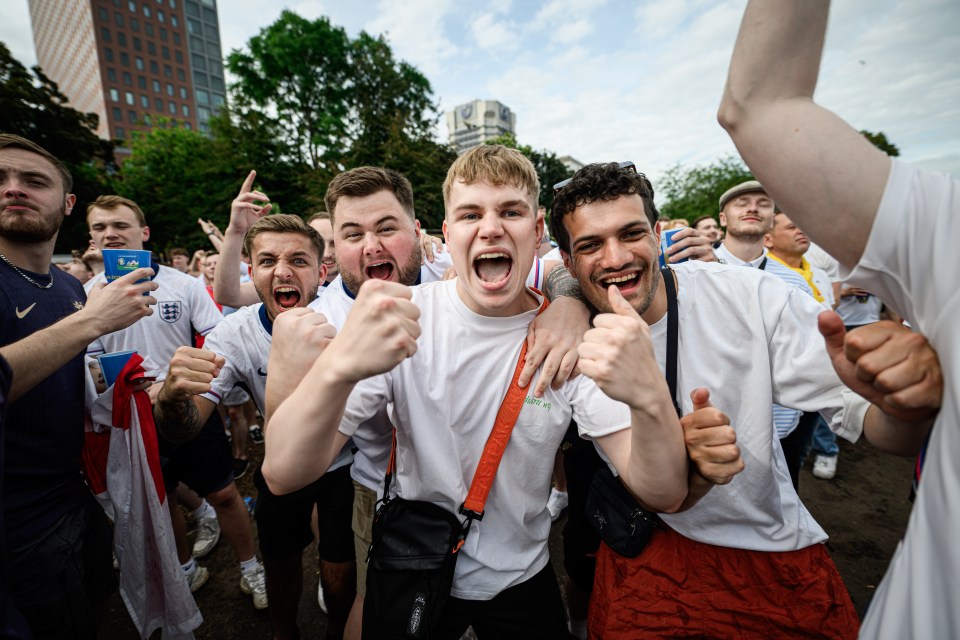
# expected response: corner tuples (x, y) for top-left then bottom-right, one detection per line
(862, 404), (933, 457)
(263, 360), (354, 494)
(543, 263), (588, 305)
(0, 311), (103, 401)
(213, 228), (246, 307)
(676, 470), (714, 512)
(622, 396), (688, 513)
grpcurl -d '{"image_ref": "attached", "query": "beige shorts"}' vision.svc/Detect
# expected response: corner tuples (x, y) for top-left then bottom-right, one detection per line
(351, 480), (378, 597)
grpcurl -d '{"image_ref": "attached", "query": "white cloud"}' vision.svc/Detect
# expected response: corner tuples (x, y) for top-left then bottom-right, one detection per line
(469, 12), (520, 52)
(364, 0), (460, 75)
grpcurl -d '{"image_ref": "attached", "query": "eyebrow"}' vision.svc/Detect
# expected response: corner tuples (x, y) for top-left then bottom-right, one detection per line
(339, 214), (400, 230)
(453, 199), (531, 213)
(572, 221), (650, 249)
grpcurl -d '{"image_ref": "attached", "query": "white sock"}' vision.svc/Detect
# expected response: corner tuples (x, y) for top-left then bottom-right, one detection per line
(239, 556), (259, 575)
(193, 499), (216, 521)
(182, 556), (197, 575)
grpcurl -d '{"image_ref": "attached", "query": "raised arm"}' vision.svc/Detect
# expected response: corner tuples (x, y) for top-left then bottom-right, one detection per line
(213, 170), (269, 308)
(718, 0), (891, 268)
(0, 268), (157, 401)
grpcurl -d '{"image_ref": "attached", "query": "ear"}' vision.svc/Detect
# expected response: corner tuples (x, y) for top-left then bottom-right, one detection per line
(654, 220), (664, 246)
(318, 263), (327, 284)
(142, 225), (151, 243)
(535, 207), (545, 246)
(561, 250), (573, 272)
(413, 219), (421, 236)
(64, 193), (77, 217)
(442, 219), (448, 244)
(719, 210), (728, 227)
(763, 233), (774, 249)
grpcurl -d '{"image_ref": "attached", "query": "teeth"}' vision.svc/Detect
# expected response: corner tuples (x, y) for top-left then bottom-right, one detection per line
(276, 287), (296, 293)
(476, 252), (508, 260)
(602, 274), (637, 284)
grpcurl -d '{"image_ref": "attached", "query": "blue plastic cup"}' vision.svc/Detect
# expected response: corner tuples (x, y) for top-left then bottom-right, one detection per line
(98, 350), (137, 387)
(659, 228), (689, 268)
(102, 249), (152, 283)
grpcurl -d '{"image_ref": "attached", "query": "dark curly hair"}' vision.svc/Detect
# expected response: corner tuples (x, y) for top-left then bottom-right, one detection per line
(549, 163), (659, 255)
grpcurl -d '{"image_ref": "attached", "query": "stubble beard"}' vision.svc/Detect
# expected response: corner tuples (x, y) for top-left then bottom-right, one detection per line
(339, 241), (423, 294)
(0, 201), (65, 244)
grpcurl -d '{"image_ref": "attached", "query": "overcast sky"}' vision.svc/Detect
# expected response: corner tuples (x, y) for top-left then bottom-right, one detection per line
(3, 0), (959, 183)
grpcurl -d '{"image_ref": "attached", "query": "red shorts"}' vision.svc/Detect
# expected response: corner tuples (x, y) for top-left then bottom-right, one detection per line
(589, 525), (859, 639)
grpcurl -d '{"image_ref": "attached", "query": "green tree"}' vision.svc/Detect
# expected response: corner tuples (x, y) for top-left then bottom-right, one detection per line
(860, 130), (900, 157)
(0, 41), (118, 252)
(484, 132), (570, 210)
(226, 11), (352, 171)
(658, 156), (755, 222)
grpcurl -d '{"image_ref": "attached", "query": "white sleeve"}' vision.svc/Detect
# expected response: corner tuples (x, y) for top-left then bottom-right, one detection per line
(840, 159), (959, 331)
(338, 373), (392, 437)
(187, 277), (223, 336)
(569, 376), (632, 440)
(199, 325), (237, 405)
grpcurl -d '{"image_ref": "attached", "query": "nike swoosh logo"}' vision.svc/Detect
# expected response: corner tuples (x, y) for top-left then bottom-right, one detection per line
(15, 303), (37, 319)
(257, 367), (267, 377)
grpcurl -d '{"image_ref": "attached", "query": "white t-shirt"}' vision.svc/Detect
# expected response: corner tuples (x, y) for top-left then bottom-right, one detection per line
(835, 284), (882, 327)
(591, 261), (867, 552)
(338, 280), (630, 600)
(310, 253), (551, 490)
(847, 160), (960, 640)
(86, 265), (223, 381)
(200, 303), (352, 472)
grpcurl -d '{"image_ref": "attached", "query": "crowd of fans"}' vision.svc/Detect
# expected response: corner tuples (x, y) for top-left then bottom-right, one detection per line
(2, 1), (956, 639)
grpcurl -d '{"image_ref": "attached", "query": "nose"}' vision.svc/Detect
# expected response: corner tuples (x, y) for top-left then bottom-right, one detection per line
(599, 239), (632, 270)
(362, 232), (383, 255)
(273, 259), (294, 278)
(478, 211), (504, 240)
(3, 184), (28, 199)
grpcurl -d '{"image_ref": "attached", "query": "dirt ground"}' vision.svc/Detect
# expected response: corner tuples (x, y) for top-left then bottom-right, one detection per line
(99, 435), (915, 639)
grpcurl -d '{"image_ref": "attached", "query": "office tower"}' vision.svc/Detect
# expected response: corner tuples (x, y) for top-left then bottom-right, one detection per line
(445, 99), (516, 154)
(28, 0), (227, 148)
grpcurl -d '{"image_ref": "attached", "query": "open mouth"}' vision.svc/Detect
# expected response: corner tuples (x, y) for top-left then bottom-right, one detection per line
(365, 260), (395, 281)
(273, 286), (301, 309)
(474, 252), (513, 287)
(104, 242), (126, 248)
(599, 272), (641, 294)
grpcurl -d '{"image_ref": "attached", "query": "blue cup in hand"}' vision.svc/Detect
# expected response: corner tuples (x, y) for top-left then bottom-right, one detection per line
(98, 350), (137, 388)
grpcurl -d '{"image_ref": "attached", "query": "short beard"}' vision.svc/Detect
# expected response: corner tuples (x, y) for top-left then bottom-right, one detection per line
(0, 202), (65, 244)
(339, 241), (423, 295)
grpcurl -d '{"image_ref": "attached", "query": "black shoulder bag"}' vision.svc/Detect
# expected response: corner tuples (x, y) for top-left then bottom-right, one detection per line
(584, 267), (682, 558)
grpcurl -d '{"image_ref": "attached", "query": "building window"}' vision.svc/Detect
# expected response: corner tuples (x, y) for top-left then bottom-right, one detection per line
(179, 87), (188, 99)
(99, 8), (109, 21)
(112, 107), (122, 120)
(191, 54), (206, 70)
(155, 98), (163, 111)
(101, 27), (111, 43)
(187, 18), (200, 35)
(166, 83), (174, 96)
(212, 93), (225, 107)
(197, 106), (211, 120)
(110, 88), (120, 102)
(140, 94), (149, 107)
(130, 18), (140, 32)
(135, 56), (144, 70)
(117, 32), (127, 47)
(200, 0), (213, 7)
(157, 9), (165, 22)
(145, 23), (154, 36)
(128, 1), (136, 11)
(143, 5), (151, 17)
(184, 122), (192, 130)
(138, 75), (146, 88)
(169, 101), (176, 114)
(171, 15), (179, 28)
(173, 32), (181, 45)
(175, 50), (183, 63)
(125, 91), (135, 105)
(164, 65), (172, 78)
(170, 0), (177, 8)
(161, 46), (170, 60)
(193, 70), (207, 86)
(104, 47), (114, 62)
(107, 67), (117, 81)
(177, 68), (185, 81)
(114, 12), (124, 27)
(181, 104), (190, 117)
(185, 1), (199, 17)
(120, 52), (129, 67)
(210, 75), (224, 91)
(122, 71), (132, 85)
(147, 41), (156, 55)
(149, 60), (158, 74)
(143, 114), (152, 126)
(202, 8), (215, 22)
(128, 110), (138, 123)
(160, 27), (168, 41)
(206, 25), (219, 43)
(133, 36), (142, 51)
(116, 126), (125, 139)
(152, 79), (161, 92)
(195, 89), (209, 104)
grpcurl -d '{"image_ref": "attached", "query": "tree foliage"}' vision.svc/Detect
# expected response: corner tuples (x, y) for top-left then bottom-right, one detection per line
(860, 130), (900, 157)
(0, 41), (118, 252)
(658, 156), (755, 222)
(484, 132), (570, 211)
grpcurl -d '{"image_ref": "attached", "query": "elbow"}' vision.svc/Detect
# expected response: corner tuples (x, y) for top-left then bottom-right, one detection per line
(717, 92), (746, 136)
(261, 461), (297, 496)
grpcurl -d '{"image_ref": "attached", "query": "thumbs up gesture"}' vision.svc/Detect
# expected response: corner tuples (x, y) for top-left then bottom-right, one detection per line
(578, 285), (662, 409)
(681, 388), (744, 485)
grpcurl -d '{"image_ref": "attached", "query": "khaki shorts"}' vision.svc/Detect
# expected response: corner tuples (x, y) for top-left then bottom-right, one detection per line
(351, 480), (378, 597)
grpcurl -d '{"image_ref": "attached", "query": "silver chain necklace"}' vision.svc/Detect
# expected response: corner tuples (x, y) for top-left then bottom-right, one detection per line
(0, 252), (54, 289)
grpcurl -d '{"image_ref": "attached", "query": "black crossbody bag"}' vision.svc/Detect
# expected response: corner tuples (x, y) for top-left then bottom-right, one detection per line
(362, 327), (537, 639)
(584, 267), (682, 558)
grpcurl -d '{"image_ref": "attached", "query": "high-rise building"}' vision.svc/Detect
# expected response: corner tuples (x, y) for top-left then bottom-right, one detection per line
(445, 99), (516, 154)
(27, 0), (228, 149)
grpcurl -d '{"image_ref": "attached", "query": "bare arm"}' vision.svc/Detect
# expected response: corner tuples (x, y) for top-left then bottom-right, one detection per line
(153, 346), (222, 442)
(718, 0), (891, 267)
(213, 170), (270, 308)
(580, 287), (688, 513)
(0, 269), (157, 401)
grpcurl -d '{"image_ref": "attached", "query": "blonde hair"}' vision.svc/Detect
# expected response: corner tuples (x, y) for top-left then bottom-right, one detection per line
(442, 145), (539, 213)
(86, 194), (147, 226)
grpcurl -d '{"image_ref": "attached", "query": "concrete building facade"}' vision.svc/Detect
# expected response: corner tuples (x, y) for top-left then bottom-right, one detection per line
(28, 0), (227, 148)
(445, 99), (516, 154)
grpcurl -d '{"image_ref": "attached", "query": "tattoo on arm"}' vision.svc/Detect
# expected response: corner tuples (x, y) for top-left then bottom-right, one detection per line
(544, 265), (588, 304)
(154, 395), (203, 443)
